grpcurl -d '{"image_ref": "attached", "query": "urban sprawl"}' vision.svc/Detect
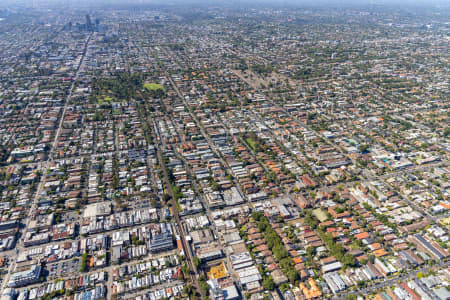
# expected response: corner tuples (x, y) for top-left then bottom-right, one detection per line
(0, 3), (448, 300)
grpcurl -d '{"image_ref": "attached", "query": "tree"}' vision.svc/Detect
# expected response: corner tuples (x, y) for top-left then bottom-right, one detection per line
(357, 280), (365, 289)
(163, 193), (171, 202)
(306, 246), (315, 258)
(358, 144), (369, 153)
(262, 276), (275, 290)
(80, 253), (89, 272)
(343, 254), (356, 267)
(181, 263), (190, 278)
(287, 269), (299, 283)
(199, 279), (210, 296)
(193, 256), (201, 268)
(444, 127), (450, 137)
(183, 284), (194, 297)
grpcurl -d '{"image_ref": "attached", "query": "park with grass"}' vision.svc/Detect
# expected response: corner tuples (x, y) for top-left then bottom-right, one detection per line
(144, 82), (165, 92)
(144, 82), (165, 98)
(89, 73), (166, 103)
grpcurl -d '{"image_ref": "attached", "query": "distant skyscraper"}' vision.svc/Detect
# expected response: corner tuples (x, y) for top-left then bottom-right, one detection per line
(86, 14), (93, 32)
(63, 22), (73, 31)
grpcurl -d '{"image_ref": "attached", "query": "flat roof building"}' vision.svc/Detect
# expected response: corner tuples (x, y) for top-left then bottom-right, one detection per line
(150, 231), (174, 253)
(8, 265), (41, 288)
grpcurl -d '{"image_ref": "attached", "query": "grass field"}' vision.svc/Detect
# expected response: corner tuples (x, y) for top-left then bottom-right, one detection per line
(245, 138), (257, 151)
(312, 208), (328, 222)
(98, 95), (114, 103)
(144, 83), (165, 91)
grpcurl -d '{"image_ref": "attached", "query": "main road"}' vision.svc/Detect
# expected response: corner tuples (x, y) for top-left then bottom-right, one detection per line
(0, 32), (93, 292)
(135, 92), (202, 298)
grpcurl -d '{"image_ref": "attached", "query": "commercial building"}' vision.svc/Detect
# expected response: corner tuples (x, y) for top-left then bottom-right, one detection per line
(8, 265), (41, 288)
(150, 231), (174, 253)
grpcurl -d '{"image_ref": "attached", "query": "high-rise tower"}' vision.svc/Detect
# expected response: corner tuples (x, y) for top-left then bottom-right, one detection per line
(86, 14), (93, 32)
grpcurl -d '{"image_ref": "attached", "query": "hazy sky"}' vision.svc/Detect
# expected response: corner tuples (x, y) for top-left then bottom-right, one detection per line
(1, 0), (449, 10)
(2, 0), (449, 4)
